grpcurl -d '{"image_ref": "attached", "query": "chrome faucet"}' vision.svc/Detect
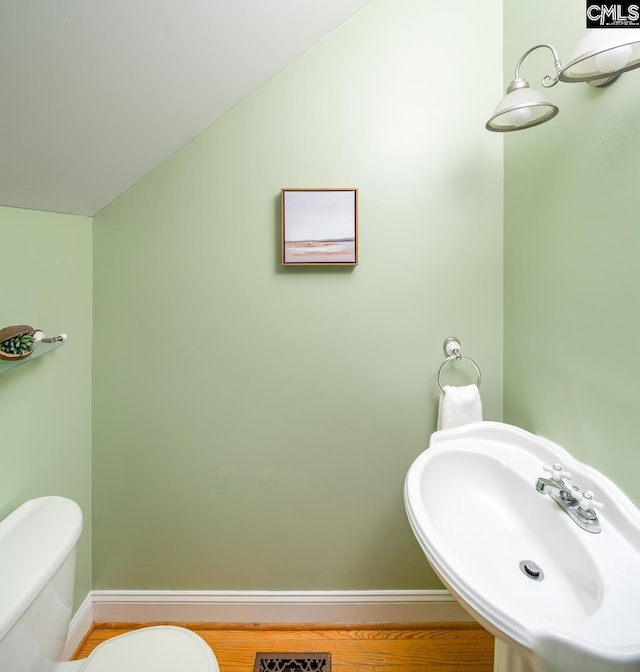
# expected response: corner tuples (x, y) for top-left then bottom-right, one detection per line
(536, 463), (603, 534)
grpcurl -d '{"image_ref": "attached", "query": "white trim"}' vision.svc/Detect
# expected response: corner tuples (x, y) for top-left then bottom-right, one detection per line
(90, 589), (470, 625)
(62, 593), (93, 660)
(65, 589), (472, 657)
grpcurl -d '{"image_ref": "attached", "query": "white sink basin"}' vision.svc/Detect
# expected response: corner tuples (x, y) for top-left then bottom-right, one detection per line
(404, 422), (640, 672)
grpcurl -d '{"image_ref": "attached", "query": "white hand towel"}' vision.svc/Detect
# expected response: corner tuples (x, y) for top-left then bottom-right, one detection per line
(437, 384), (483, 431)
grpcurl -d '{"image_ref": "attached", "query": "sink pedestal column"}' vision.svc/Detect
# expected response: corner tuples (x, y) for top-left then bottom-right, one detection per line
(494, 639), (534, 672)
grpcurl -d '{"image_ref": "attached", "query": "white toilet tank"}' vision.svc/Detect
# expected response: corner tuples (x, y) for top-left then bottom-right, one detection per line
(0, 496), (83, 672)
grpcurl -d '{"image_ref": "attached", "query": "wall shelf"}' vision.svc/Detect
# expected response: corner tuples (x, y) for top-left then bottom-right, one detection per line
(0, 334), (67, 375)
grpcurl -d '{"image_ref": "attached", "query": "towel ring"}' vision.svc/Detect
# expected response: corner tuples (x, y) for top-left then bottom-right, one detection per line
(438, 356), (482, 391)
(437, 338), (482, 391)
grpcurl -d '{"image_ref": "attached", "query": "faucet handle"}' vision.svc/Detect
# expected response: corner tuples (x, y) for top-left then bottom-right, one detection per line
(575, 490), (604, 512)
(543, 463), (572, 482)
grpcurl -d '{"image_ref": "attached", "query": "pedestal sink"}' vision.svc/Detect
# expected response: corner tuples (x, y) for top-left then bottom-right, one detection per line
(404, 422), (640, 672)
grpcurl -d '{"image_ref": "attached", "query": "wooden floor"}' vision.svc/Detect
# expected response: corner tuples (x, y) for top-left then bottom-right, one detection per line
(74, 622), (495, 672)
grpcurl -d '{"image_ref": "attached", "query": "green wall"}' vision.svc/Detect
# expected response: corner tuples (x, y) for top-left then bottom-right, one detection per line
(2, 0), (639, 604)
(0, 206), (92, 608)
(92, 0), (503, 590)
(503, 1), (640, 505)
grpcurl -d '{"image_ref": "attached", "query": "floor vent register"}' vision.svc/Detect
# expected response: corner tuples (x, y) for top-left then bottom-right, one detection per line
(254, 652), (331, 672)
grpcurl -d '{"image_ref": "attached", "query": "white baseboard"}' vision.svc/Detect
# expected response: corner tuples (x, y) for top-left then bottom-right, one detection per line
(65, 589), (471, 658)
(90, 589), (471, 624)
(62, 592), (94, 660)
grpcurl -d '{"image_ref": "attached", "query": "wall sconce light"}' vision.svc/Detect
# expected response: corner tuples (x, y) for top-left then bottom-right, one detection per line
(486, 29), (640, 132)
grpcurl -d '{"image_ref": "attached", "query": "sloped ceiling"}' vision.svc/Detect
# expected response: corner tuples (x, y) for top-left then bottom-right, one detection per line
(0, 0), (371, 216)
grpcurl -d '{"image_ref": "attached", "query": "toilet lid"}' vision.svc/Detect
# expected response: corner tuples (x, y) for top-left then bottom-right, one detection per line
(81, 626), (219, 672)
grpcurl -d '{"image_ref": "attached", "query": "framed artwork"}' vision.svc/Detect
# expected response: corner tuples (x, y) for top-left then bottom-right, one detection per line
(281, 188), (358, 266)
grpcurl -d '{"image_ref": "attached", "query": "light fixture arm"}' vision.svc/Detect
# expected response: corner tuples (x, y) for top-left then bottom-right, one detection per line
(513, 43), (563, 89)
(487, 31), (640, 132)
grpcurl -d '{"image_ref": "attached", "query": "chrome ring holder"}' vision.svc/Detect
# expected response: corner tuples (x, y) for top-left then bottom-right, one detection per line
(437, 337), (482, 392)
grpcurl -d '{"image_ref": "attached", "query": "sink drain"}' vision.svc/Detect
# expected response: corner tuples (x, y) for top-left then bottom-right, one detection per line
(520, 560), (544, 581)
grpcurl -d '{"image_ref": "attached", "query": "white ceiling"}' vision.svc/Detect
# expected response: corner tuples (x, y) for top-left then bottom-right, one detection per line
(0, 1), (371, 216)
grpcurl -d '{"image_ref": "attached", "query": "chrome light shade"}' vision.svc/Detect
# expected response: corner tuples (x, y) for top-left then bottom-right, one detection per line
(487, 31), (640, 132)
(486, 78), (559, 131)
(486, 44), (562, 132)
(560, 28), (640, 84)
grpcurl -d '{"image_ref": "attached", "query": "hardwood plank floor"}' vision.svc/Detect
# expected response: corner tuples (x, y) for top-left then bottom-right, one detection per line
(74, 622), (495, 671)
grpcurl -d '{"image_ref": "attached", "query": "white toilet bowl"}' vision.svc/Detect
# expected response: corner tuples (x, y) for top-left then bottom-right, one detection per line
(58, 626), (219, 672)
(0, 497), (220, 672)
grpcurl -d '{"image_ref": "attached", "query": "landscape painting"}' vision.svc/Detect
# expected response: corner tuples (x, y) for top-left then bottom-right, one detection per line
(281, 188), (358, 266)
